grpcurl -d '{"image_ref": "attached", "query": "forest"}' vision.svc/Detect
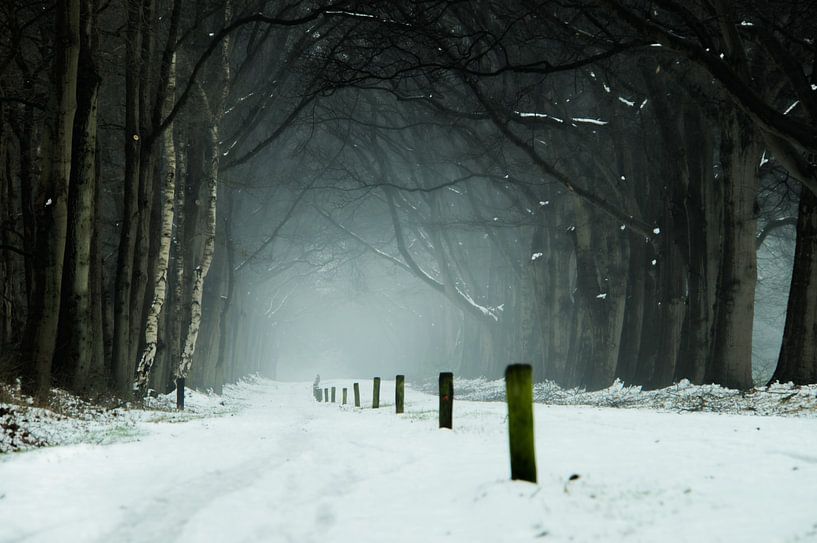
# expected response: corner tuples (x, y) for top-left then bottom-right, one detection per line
(1, 0), (816, 403)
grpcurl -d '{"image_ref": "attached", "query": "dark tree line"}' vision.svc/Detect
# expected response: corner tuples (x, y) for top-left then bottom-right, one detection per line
(1, 0), (816, 403)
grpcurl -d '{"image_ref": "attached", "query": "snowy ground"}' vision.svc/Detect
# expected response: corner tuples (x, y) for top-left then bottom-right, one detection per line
(1, 379), (817, 542)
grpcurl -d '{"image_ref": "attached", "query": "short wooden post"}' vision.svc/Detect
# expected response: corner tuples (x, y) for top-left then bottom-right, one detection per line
(439, 372), (453, 429)
(324, 388), (329, 402)
(505, 364), (537, 483)
(176, 377), (185, 410)
(372, 377), (381, 408)
(395, 375), (405, 414)
(331, 387), (336, 403)
(353, 383), (360, 407)
(342, 388), (348, 405)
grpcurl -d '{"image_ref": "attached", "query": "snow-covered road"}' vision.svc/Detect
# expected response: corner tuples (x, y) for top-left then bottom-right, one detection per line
(1, 379), (816, 542)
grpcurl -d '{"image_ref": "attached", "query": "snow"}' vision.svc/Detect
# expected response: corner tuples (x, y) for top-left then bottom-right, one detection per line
(516, 111), (564, 123)
(325, 10), (376, 19)
(596, 293), (607, 299)
(617, 97), (635, 107)
(784, 101), (799, 115)
(571, 117), (608, 126)
(455, 286), (499, 321)
(531, 252), (543, 261)
(2, 379), (817, 542)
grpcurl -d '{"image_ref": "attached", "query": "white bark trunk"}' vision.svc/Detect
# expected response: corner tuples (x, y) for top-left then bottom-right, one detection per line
(176, 124), (218, 379)
(136, 55), (176, 389)
(175, 0), (231, 380)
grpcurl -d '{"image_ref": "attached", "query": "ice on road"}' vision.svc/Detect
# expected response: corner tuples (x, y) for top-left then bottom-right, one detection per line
(1, 379), (816, 542)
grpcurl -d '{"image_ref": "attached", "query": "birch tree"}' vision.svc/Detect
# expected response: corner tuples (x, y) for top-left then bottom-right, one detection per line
(175, 0), (232, 388)
(135, 54), (177, 391)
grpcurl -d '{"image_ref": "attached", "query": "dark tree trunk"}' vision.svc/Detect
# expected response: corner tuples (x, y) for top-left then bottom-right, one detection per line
(705, 110), (759, 389)
(770, 189), (817, 384)
(21, 0), (81, 401)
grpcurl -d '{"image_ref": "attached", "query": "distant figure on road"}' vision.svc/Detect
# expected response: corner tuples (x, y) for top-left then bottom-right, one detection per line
(313, 374), (321, 401)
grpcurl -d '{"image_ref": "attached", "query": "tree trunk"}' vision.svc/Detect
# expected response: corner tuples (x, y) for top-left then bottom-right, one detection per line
(568, 200), (627, 390)
(770, 188), (817, 384)
(127, 0), (159, 373)
(21, 0), (81, 401)
(213, 191), (236, 394)
(677, 100), (719, 384)
(112, 0), (144, 396)
(176, 123), (218, 380)
(705, 110), (760, 389)
(63, 0), (100, 394)
(650, 198), (687, 388)
(175, 0), (231, 384)
(135, 55), (176, 390)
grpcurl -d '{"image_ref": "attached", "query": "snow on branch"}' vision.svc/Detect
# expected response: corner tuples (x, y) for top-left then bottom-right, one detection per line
(571, 117), (608, 126)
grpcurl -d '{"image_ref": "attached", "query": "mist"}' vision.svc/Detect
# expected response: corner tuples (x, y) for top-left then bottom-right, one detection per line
(3, 2), (817, 541)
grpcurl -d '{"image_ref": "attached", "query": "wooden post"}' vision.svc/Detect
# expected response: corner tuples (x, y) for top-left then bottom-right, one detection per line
(353, 383), (360, 407)
(372, 377), (381, 408)
(395, 374), (405, 414)
(331, 387), (336, 403)
(176, 377), (185, 410)
(324, 388), (328, 402)
(439, 372), (453, 429)
(342, 388), (348, 405)
(505, 364), (537, 483)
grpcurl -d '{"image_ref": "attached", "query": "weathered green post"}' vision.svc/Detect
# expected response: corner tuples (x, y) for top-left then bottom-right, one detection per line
(439, 372), (453, 429)
(342, 388), (348, 405)
(372, 377), (381, 408)
(353, 383), (360, 407)
(331, 387), (336, 403)
(505, 364), (537, 483)
(395, 375), (405, 414)
(324, 388), (328, 402)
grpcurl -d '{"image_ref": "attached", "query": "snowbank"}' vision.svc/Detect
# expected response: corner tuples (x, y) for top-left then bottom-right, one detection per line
(418, 377), (817, 416)
(0, 377), (256, 453)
